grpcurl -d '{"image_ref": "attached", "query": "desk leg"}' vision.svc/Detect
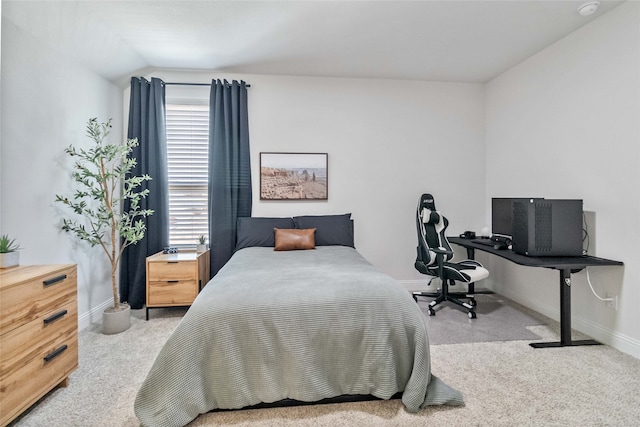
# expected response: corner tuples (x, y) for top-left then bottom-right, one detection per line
(465, 247), (475, 260)
(530, 269), (601, 348)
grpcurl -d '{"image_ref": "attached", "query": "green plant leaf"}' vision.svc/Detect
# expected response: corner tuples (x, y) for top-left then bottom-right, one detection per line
(54, 118), (154, 306)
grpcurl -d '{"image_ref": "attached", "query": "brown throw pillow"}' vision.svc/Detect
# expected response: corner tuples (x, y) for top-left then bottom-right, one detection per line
(274, 228), (316, 251)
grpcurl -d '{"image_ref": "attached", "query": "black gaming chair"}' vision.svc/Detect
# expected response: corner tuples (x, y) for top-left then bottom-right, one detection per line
(413, 193), (489, 319)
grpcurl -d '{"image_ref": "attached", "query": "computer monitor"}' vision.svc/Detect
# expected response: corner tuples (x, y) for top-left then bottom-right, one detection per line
(491, 198), (514, 239)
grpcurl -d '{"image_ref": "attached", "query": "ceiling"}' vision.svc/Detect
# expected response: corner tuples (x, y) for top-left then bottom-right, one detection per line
(2, 0), (625, 86)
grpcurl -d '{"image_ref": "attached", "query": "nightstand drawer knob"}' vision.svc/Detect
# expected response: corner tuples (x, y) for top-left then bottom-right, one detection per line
(43, 309), (68, 325)
(44, 344), (68, 363)
(43, 274), (68, 287)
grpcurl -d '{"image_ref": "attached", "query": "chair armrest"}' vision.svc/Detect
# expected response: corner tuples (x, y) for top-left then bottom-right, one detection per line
(459, 259), (483, 269)
(431, 247), (452, 279)
(432, 247), (453, 278)
(433, 246), (454, 257)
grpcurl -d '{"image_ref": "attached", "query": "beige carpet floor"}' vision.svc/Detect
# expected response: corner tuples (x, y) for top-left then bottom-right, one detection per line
(10, 299), (640, 427)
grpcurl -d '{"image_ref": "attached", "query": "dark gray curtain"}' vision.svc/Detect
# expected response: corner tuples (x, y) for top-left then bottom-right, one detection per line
(208, 79), (252, 276)
(120, 77), (169, 309)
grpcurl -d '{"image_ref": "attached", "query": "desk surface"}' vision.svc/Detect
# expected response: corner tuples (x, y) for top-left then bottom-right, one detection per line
(448, 237), (623, 271)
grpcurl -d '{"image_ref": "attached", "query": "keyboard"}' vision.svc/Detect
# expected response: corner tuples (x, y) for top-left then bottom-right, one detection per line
(471, 238), (496, 247)
(470, 237), (512, 250)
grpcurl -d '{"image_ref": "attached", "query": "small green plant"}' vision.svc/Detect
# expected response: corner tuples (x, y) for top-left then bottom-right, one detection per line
(0, 234), (21, 253)
(55, 118), (153, 311)
(197, 235), (207, 245)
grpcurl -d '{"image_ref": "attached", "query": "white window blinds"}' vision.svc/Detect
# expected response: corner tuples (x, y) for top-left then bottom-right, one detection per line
(165, 104), (209, 246)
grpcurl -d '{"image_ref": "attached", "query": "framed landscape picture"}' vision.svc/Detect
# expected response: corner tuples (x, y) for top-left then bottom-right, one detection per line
(260, 152), (328, 200)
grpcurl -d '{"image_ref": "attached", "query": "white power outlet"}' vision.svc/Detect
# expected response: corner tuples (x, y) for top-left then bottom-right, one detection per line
(605, 293), (618, 310)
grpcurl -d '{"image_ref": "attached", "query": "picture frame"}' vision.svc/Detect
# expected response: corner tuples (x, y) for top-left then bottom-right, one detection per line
(260, 152), (328, 200)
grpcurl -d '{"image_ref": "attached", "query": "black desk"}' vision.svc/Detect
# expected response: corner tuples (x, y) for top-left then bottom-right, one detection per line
(448, 237), (623, 348)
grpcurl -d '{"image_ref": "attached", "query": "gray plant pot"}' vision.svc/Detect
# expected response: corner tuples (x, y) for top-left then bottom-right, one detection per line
(0, 251), (19, 269)
(102, 303), (131, 335)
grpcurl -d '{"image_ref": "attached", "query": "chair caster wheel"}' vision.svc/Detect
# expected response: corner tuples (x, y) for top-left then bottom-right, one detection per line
(469, 298), (477, 307)
(468, 311), (476, 319)
(412, 295), (418, 303)
(428, 308), (436, 316)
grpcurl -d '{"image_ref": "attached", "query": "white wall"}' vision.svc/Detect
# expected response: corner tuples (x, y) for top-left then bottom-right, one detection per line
(6, 1), (637, 361)
(485, 2), (640, 357)
(1, 16), (123, 328)
(150, 70), (487, 281)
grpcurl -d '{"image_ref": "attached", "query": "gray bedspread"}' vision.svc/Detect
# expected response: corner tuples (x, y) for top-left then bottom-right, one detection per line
(134, 246), (463, 427)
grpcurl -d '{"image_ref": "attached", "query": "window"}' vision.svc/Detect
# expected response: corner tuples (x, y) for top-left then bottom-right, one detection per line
(165, 104), (209, 246)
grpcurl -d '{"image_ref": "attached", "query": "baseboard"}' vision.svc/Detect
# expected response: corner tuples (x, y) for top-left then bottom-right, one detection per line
(404, 279), (640, 359)
(478, 290), (640, 360)
(399, 279), (431, 292)
(78, 298), (112, 331)
(399, 279), (481, 293)
(572, 316), (640, 359)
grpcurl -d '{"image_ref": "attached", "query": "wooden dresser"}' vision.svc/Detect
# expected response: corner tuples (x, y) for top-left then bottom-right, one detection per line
(146, 250), (210, 320)
(0, 264), (78, 427)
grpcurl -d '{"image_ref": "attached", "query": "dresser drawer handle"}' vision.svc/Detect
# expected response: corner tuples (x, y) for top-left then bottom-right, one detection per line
(43, 274), (68, 287)
(166, 261), (179, 264)
(167, 280), (180, 283)
(44, 345), (68, 363)
(44, 309), (68, 325)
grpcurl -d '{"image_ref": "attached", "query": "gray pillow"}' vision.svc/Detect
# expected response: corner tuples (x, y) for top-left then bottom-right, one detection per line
(293, 214), (354, 247)
(235, 217), (295, 250)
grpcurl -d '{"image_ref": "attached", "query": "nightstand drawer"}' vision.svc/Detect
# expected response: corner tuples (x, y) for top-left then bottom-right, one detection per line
(147, 281), (198, 306)
(145, 251), (210, 319)
(147, 261), (196, 281)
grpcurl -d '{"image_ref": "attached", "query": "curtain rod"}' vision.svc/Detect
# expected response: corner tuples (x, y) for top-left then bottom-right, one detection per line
(164, 82), (251, 88)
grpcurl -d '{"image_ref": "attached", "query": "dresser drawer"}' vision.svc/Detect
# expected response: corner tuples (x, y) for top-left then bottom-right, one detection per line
(147, 280), (198, 306)
(148, 261), (196, 281)
(0, 300), (77, 379)
(0, 265), (76, 335)
(0, 336), (78, 426)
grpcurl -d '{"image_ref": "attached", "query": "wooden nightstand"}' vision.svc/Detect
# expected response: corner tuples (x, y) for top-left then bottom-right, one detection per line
(145, 250), (210, 320)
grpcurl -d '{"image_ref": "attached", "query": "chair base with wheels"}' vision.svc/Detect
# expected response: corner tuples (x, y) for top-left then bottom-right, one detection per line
(413, 278), (488, 319)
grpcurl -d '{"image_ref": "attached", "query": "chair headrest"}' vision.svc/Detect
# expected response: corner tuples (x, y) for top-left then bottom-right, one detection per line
(419, 193), (436, 211)
(418, 194), (445, 225)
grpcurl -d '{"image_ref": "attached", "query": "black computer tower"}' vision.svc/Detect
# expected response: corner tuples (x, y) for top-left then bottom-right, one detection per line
(512, 199), (583, 256)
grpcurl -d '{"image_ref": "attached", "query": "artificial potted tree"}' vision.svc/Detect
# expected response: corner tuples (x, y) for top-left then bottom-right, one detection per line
(55, 118), (153, 334)
(0, 234), (21, 269)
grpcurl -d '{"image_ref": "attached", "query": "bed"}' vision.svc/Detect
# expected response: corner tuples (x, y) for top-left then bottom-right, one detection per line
(134, 215), (463, 427)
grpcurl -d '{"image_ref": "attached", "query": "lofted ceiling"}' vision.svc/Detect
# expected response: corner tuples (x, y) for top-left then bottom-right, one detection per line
(2, 0), (625, 86)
